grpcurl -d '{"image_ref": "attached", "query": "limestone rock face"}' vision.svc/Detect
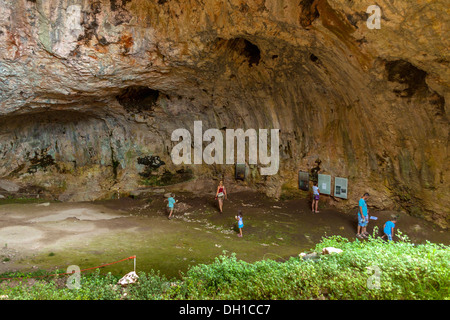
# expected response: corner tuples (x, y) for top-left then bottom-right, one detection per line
(0, 0), (448, 227)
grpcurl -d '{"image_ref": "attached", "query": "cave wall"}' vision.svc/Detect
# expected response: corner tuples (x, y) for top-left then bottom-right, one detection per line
(0, 0), (448, 227)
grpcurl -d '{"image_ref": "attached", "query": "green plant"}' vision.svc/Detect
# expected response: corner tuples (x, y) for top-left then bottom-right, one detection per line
(166, 234), (449, 300)
(0, 234), (448, 300)
(125, 271), (171, 300)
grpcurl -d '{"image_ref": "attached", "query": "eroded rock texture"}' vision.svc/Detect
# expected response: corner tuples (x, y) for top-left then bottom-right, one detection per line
(0, 0), (448, 226)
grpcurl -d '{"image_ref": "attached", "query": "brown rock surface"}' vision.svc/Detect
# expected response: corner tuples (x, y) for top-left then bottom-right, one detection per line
(0, 0), (448, 227)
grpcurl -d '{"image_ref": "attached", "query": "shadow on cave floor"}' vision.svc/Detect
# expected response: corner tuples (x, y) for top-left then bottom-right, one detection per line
(0, 191), (448, 279)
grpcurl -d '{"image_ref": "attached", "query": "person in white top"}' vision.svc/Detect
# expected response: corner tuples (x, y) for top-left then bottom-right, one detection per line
(312, 182), (320, 213)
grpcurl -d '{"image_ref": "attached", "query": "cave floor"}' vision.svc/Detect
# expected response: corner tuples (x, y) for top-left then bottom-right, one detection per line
(0, 191), (448, 279)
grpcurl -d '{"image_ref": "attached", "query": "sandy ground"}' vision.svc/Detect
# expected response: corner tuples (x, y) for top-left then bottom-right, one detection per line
(0, 201), (130, 274)
(0, 191), (448, 278)
(0, 203), (123, 250)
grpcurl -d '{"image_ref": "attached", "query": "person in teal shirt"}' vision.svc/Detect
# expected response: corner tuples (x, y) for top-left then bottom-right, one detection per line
(382, 217), (397, 241)
(356, 193), (370, 239)
(165, 193), (177, 219)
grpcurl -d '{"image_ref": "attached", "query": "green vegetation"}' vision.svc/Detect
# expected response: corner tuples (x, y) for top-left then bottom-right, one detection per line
(141, 169), (194, 187)
(0, 233), (448, 300)
(0, 196), (54, 205)
(169, 232), (449, 300)
(280, 182), (307, 200)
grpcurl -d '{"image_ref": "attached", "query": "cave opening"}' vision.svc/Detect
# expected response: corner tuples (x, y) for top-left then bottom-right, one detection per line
(309, 53), (319, 63)
(385, 60), (428, 98)
(241, 39), (261, 67)
(116, 86), (160, 113)
(213, 37), (261, 67)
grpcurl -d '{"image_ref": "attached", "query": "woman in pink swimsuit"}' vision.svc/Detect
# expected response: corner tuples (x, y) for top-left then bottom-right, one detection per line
(215, 180), (227, 213)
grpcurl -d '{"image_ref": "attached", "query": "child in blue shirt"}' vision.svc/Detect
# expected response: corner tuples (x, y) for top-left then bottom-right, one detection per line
(165, 193), (177, 219)
(235, 210), (244, 237)
(382, 217), (397, 241)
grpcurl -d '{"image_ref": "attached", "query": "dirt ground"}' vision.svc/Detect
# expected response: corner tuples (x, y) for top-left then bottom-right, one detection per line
(0, 191), (448, 279)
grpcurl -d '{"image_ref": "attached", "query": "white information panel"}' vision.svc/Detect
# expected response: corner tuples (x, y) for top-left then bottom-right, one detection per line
(334, 177), (348, 199)
(317, 174), (331, 195)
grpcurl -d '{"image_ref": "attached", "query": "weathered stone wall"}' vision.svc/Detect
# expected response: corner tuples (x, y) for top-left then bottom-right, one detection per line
(0, 0), (448, 226)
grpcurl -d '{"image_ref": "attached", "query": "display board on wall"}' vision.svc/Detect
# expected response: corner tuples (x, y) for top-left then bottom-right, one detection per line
(334, 177), (348, 199)
(318, 174), (331, 195)
(298, 171), (309, 191)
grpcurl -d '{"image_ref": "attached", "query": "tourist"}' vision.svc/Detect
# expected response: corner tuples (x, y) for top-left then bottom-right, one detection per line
(166, 193), (177, 219)
(215, 180), (227, 213)
(312, 181), (320, 213)
(235, 210), (244, 237)
(382, 217), (397, 241)
(356, 193), (370, 238)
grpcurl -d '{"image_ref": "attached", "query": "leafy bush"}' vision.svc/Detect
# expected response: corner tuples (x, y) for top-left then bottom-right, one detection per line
(0, 269), (123, 300)
(125, 270), (171, 300)
(1, 234), (448, 300)
(166, 233), (449, 300)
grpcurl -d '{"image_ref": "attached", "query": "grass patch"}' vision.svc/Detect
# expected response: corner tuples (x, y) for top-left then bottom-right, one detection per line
(0, 197), (54, 205)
